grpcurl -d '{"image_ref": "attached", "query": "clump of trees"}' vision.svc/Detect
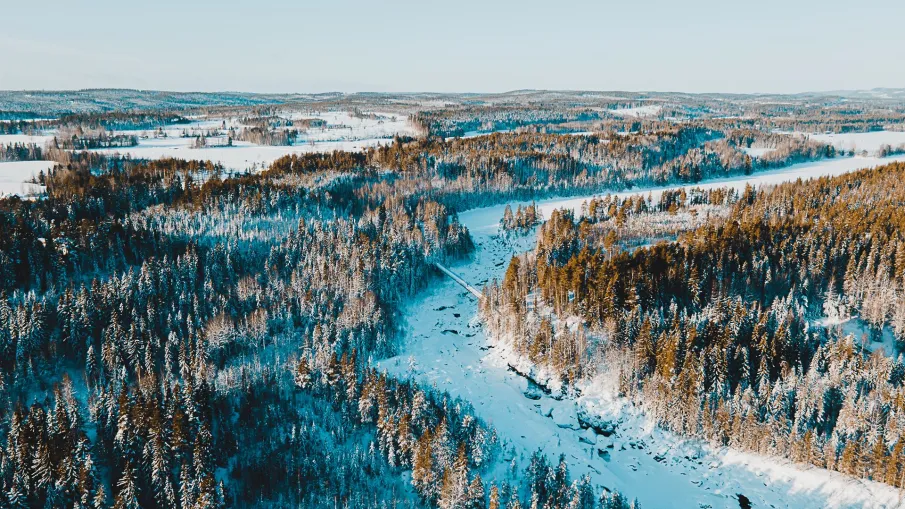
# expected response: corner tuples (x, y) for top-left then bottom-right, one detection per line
(0, 142), (43, 162)
(501, 202), (542, 234)
(235, 126), (296, 146)
(51, 128), (138, 150)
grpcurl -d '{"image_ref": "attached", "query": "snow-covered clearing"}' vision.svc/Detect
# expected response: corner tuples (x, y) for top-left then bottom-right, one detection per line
(378, 155), (905, 508)
(91, 111), (414, 171)
(0, 133), (54, 146)
(1, 111), (415, 173)
(741, 147), (775, 158)
(0, 161), (52, 196)
(90, 137), (392, 172)
(815, 315), (898, 358)
(609, 105), (662, 118)
(287, 111), (416, 143)
(802, 130), (905, 156)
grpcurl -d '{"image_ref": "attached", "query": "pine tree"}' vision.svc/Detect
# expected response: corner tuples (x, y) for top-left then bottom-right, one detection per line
(7, 471), (29, 509)
(439, 443), (470, 509)
(31, 441), (53, 494)
(92, 477), (107, 509)
(488, 485), (501, 509)
(114, 462), (140, 509)
(466, 474), (485, 509)
(411, 430), (436, 500)
(885, 439), (904, 486)
(573, 475), (596, 509)
(193, 422), (213, 480)
(294, 356), (312, 389)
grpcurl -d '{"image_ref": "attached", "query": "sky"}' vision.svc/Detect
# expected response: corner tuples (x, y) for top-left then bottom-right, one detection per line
(1, 0), (903, 94)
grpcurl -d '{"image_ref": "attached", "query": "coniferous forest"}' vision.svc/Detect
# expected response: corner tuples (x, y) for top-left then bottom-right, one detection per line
(1, 89), (905, 508)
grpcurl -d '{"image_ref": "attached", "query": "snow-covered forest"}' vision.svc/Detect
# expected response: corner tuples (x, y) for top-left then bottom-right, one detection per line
(2, 89), (905, 508)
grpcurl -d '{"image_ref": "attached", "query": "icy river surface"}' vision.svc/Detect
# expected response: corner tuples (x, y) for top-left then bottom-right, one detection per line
(379, 155), (905, 509)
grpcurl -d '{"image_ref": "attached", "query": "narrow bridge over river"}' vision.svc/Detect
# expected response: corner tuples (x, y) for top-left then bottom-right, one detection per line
(434, 262), (483, 299)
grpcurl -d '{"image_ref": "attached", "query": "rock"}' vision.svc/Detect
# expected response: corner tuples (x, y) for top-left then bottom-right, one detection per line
(524, 384), (544, 400)
(551, 405), (580, 430)
(577, 410), (618, 437)
(507, 365), (552, 396)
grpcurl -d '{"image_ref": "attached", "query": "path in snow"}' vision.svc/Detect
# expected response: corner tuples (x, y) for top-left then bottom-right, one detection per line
(379, 155), (905, 509)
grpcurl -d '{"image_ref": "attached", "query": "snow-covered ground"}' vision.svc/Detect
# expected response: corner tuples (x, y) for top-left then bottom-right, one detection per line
(741, 146), (775, 158)
(0, 133), (54, 146)
(90, 111), (414, 171)
(287, 111), (415, 143)
(0, 161), (52, 196)
(1, 111), (416, 173)
(378, 154), (905, 508)
(90, 137), (392, 172)
(802, 131), (905, 156)
(609, 105), (662, 118)
(815, 315), (898, 358)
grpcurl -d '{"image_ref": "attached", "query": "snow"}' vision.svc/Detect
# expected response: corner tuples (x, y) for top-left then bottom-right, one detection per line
(287, 111), (416, 144)
(378, 154), (905, 508)
(0, 134), (54, 146)
(90, 137), (392, 172)
(609, 105), (662, 118)
(815, 315), (898, 358)
(803, 131), (905, 156)
(741, 147), (775, 158)
(0, 161), (52, 196)
(88, 111), (416, 171)
(1, 111), (415, 173)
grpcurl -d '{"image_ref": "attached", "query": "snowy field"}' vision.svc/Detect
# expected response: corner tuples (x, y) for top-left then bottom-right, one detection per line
(802, 130), (905, 155)
(608, 105), (662, 118)
(287, 111), (415, 143)
(0, 133), (54, 146)
(94, 111), (414, 171)
(378, 154), (905, 508)
(90, 137), (392, 172)
(0, 161), (52, 196)
(0, 111), (416, 173)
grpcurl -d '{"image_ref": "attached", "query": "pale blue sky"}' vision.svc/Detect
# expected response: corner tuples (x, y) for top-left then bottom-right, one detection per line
(1, 0), (903, 94)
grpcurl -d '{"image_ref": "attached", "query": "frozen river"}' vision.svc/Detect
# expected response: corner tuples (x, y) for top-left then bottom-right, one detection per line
(378, 154), (905, 508)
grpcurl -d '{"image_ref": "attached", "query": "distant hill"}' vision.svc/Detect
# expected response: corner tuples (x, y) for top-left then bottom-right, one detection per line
(0, 89), (316, 117)
(817, 88), (905, 100)
(3, 88), (905, 118)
